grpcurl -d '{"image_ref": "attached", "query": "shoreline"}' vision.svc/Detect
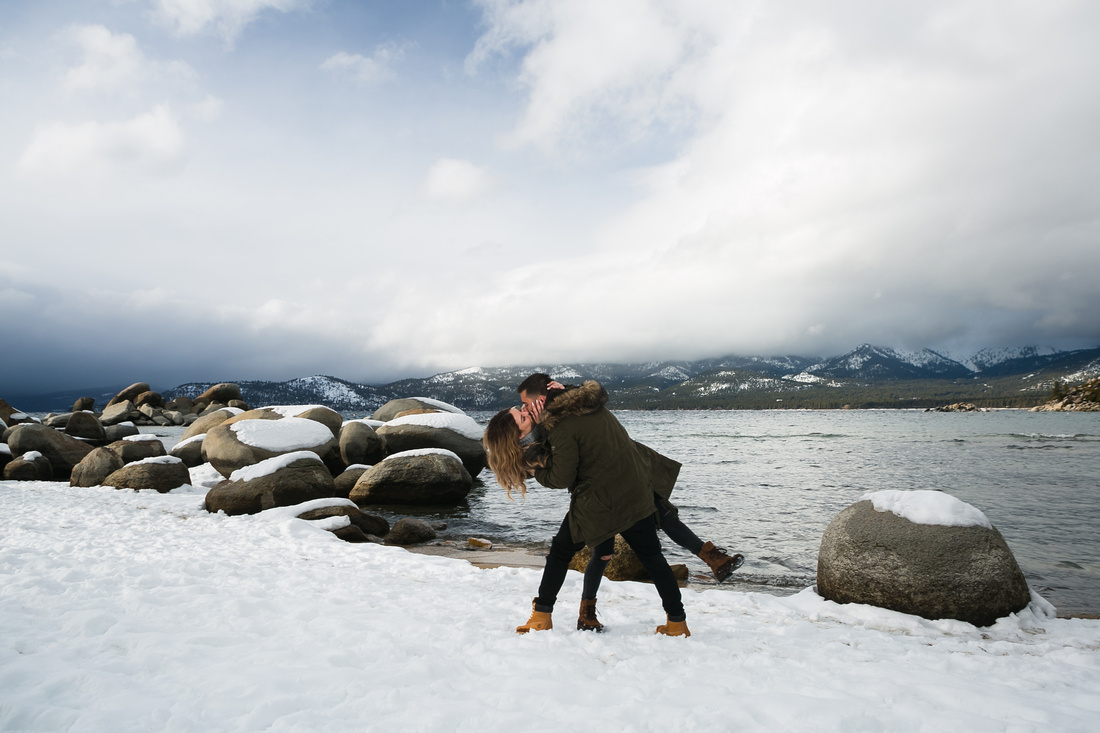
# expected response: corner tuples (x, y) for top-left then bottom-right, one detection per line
(400, 541), (1100, 620)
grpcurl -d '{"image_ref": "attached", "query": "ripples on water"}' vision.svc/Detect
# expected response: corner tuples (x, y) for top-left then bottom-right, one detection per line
(445, 410), (1100, 616)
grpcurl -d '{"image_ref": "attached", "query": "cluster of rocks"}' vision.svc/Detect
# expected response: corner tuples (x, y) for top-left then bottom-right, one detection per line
(928, 402), (984, 412)
(72, 382), (248, 429)
(1030, 377), (1100, 412)
(1, 385), (488, 547)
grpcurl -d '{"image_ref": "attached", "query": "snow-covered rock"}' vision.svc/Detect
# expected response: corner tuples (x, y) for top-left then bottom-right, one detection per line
(104, 456), (191, 494)
(204, 452), (337, 515)
(817, 491), (1030, 626)
(376, 413), (486, 477)
(202, 418), (337, 478)
(350, 452), (472, 506)
(70, 446), (125, 488)
(371, 397), (465, 422)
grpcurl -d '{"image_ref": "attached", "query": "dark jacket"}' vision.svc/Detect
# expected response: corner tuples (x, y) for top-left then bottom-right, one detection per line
(533, 380), (681, 546)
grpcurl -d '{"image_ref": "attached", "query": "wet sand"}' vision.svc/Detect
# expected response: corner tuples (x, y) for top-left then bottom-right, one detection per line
(402, 540), (548, 571)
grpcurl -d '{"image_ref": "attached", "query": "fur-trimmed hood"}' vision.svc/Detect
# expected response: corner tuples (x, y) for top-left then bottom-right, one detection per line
(540, 380), (608, 432)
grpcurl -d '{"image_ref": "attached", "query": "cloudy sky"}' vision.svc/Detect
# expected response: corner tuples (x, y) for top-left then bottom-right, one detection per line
(2, 0), (1098, 394)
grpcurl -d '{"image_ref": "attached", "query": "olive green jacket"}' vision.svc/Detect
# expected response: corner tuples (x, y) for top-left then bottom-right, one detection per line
(533, 380), (681, 546)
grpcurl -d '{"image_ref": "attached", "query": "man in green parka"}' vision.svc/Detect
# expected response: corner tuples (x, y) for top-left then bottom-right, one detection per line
(516, 375), (691, 636)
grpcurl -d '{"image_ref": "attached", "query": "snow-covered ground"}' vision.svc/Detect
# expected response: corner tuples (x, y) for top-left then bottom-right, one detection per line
(2, 480), (1099, 732)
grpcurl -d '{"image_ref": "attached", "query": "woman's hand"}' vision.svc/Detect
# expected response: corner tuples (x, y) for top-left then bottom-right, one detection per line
(527, 396), (545, 423)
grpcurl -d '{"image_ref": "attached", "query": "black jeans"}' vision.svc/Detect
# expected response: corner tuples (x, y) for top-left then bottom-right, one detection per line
(535, 512), (686, 622)
(582, 495), (703, 600)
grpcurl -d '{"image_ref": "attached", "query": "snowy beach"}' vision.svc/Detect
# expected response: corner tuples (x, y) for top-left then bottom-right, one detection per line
(3, 479), (1100, 732)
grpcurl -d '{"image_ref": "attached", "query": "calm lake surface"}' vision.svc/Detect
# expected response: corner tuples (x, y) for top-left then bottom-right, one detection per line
(371, 409), (1100, 617)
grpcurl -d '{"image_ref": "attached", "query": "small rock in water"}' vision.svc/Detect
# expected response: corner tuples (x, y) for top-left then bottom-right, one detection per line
(468, 537), (492, 549)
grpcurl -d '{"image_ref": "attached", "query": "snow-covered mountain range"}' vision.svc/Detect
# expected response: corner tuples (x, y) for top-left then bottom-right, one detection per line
(15, 344), (1099, 413)
(156, 344), (1100, 413)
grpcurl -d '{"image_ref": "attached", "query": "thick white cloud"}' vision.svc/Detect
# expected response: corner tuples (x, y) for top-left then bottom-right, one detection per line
(468, 0), (699, 152)
(422, 158), (492, 202)
(457, 0), (1100, 358)
(2, 1), (1098, 395)
(17, 105), (186, 178)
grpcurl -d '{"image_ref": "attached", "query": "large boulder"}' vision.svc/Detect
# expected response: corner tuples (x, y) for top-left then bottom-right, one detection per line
(384, 517), (437, 545)
(162, 410), (186, 426)
(107, 435), (167, 464)
(334, 465), (370, 498)
(103, 422), (140, 442)
(166, 395), (193, 414)
(70, 447), (125, 487)
(339, 421), (387, 466)
(4, 451), (54, 481)
(196, 383), (243, 405)
(816, 491), (1032, 627)
(0, 397), (22, 425)
(202, 417), (337, 478)
(0, 398), (38, 427)
(64, 411), (106, 444)
(224, 408), (283, 424)
(181, 408), (240, 441)
(274, 406), (343, 438)
(0, 398), (16, 425)
(204, 452), (337, 515)
(45, 413), (71, 428)
(72, 397), (95, 412)
(107, 383), (150, 407)
(297, 503), (389, 539)
(375, 413), (487, 477)
(372, 397), (464, 423)
(225, 406), (342, 439)
(100, 400), (137, 426)
(134, 390), (165, 408)
(349, 450), (472, 505)
(6, 423), (94, 480)
(104, 456), (191, 493)
(168, 434), (206, 468)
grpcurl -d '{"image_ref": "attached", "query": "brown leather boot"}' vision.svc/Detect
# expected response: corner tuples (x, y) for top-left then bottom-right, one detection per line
(516, 599), (553, 634)
(698, 541), (744, 582)
(577, 599), (605, 632)
(655, 616), (691, 637)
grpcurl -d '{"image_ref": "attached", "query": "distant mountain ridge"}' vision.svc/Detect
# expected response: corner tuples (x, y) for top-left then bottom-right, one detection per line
(13, 344), (1100, 413)
(159, 344), (1100, 413)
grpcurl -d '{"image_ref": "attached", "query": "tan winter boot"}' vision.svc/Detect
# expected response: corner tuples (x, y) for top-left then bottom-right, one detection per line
(655, 616), (691, 637)
(698, 541), (744, 583)
(577, 599), (605, 632)
(516, 599), (553, 634)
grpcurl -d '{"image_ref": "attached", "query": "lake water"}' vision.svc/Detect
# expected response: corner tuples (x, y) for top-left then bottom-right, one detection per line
(360, 409), (1100, 617)
(146, 409), (1100, 617)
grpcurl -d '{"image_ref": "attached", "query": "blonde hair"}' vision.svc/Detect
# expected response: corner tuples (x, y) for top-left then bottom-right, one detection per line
(483, 409), (530, 499)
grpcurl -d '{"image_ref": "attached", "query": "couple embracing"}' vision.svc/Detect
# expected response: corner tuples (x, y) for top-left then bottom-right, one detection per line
(483, 374), (743, 637)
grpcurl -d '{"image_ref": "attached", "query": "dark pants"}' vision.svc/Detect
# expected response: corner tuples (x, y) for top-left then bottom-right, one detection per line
(535, 512), (686, 622)
(582, 495), (703, 600)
